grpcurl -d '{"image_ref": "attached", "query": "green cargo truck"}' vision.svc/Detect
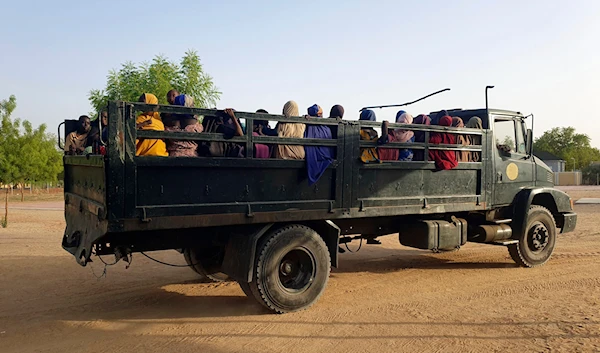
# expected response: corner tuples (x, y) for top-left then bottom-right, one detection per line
(60, 91), (577, 313)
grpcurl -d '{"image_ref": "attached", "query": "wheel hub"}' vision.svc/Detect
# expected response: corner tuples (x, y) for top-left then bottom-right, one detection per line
(529, 224), (549, 251)
(278, 248), (315, 292)
(280, 261), (294, 276)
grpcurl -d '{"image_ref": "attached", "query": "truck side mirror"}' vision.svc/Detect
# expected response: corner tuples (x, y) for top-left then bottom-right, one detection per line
(526, 128), (533, 155)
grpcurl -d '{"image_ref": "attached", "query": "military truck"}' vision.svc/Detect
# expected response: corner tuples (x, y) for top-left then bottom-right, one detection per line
(60, 91), (577, 313)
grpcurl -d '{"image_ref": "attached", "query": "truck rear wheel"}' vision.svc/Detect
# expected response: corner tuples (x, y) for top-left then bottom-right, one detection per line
(508, 206), (556, 268)
(183, 247), (230, 282)
(238, 281), (254, 297)
(248, 225), (331, 313)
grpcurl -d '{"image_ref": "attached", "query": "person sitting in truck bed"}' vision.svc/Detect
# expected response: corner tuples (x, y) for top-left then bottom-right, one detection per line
(378, 111), (414, 161)
(251, 110), (272, 158)
(200, 108), (244, 157)
(100, 110), (108, 144)
(136, 93), (168, 157)
(304, 104), (334, 185)
(358, 109), (380, 163)
(328, 105), (344, 139)
(465, 116), (483, 162)
(431, 110), (448, 125)
(254, 109), (278, 136)
(275, 101), (306, 160)
(452, 117), (472, 162)
(428, 115), (457, 170)
(86, 110), (109, 154)
(412, 114), (430, 161)
(167, 89), (179, 105)
(161, 89), (180, 122)
(64, 115), (92, 155)
(163, 94), (203, 157)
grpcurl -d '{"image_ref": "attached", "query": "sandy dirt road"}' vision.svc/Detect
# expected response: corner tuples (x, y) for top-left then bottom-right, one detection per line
(1, 191), (600, 353)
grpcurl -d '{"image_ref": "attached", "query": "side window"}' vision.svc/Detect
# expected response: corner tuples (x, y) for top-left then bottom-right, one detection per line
(514, 119), (526, 154)
(494, 119), (516, 154)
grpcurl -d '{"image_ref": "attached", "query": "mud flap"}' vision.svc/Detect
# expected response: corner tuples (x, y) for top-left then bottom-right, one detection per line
(221, 224), (274, 283)
(62, 194), (108, 266)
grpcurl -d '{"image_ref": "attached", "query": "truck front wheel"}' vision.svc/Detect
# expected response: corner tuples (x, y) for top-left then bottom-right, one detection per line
(508, 206), (556, 268)
(248, 225), (331, 313)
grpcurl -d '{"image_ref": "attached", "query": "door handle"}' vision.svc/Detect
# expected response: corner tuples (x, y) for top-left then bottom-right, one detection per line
(497, 172), (503, 182)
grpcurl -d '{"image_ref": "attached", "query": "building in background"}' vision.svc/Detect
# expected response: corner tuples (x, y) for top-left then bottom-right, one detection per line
(534, 150), (566, 173)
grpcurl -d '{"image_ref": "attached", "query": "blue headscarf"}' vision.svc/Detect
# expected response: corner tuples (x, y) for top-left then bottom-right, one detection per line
(173, 94), (195, 121)
(307, 104), (323, 117)
(359, 110), (376, 121)
(304, 107), (333, 185)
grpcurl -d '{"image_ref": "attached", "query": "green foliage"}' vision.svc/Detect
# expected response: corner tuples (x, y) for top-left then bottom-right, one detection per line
(0, 95), (63, 189)
(89, 50), (221, 114)
(533, 127), (600, 171)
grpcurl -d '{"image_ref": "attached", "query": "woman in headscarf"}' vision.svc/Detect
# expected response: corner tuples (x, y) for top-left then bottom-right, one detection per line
(275, 101), (306, 160)
(328, 104), (344, 140)
(429, 115), (457, 170)
(304, 104), (334, 185)
(378, 111), (414, 161)
(431, 110), (448, 125)
(466, 116), (483, 162)
(329, 105), (344, 119)
(452, 117), (471, 162)
(412, 114), (430, 161)
(359, 109), (380, 163)
(136, 93), (168, 157)
(165, 94), (203, 157)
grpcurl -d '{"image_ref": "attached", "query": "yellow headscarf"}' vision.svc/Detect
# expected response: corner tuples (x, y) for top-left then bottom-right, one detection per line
(136, 93), (168, 156)
(137, 93), (162, 124)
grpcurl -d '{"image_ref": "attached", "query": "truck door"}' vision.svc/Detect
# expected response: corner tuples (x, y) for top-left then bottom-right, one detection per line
(492, 116), (534, 206)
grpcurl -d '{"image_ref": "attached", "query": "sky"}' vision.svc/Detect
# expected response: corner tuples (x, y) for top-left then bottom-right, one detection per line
(1, 0), (599, 147)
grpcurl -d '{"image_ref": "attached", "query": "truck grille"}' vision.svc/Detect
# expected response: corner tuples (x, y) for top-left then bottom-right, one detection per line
(547, 171), (554, 183)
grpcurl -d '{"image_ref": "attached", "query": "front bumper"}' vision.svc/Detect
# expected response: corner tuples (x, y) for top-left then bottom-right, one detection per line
(560, 212), (577, 234)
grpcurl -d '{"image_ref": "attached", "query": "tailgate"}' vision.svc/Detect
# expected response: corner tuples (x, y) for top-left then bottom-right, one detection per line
(61, 155), (108, 265)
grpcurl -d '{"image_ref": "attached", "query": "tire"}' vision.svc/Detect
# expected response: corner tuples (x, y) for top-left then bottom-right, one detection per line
(238, 281), (253, 297)
(247, 224), (331, 313)
(508, 205), (556, 268)
(183, 247), (230, 282)
(183, 248), (206, 278)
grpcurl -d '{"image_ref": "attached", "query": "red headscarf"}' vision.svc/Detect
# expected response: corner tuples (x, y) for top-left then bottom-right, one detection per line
(429, 116), (458, 170)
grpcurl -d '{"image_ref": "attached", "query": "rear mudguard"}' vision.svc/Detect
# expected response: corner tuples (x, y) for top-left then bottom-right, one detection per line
(221, 220), (340, 283)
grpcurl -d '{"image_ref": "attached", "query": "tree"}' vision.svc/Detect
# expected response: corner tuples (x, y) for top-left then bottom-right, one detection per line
(533, 127), (600, 171)
(89, 50), (221, 113)
(0, 95), (63, 226)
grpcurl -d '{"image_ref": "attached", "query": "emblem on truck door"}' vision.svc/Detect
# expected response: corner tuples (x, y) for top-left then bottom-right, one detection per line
(506, 163), (519, 180)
